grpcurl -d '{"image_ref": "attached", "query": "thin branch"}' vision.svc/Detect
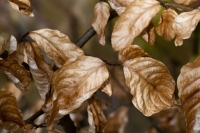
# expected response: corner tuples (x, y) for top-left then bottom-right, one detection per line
(102, 59), (122, 66)
(25, 109), (44, 123)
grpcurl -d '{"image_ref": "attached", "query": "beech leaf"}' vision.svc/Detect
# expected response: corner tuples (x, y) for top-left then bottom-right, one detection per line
(92, 2), (110, 46)
(0, 89), (24, 132)
(0, 59), (31, 93)
(174, 0), (197, 5)
(111, 0), (161, 51)
(8, 35), (17, 54)
(156, 9), (178, 41)
(45, 56), (110, 130)
(177, 56), (200, 133)
(25, 41), (53, 100)
(7, 0), (34, 17)
(141, 23), (155, 45)
(119, 45), (175, 116)
(29, 29), (84, 68)
(173, 8), (200, 46)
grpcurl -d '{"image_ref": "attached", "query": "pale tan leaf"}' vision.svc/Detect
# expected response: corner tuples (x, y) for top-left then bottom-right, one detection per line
(0, 89), (24, 132)
(156, 9), (178, 41)
(108, 0), (135, 15)
(92, 2), (110, 46)
(8, 35), (17, 54)
(173, 9), (200, 46)
(177, 56), (200, 133)
(111, 0), (161, 51)
(29, 29), (84, 68)
(87, 94), (107, 133)
(141, 23), (155, 45)
(174, 0), (197, 5)
(104, 106), (128, 133)
(0, 59), (31, 93)
(99, 78), (112, 96)
(7, 0), (34, 17)
(119, 45), (175, 116)
(25, 41), (53, 100)
(45, 56), (109, 130)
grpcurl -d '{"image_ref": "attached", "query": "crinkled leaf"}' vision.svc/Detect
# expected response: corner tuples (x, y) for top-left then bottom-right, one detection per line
(29, 29), (84, 68)
(108, 0), (135, 15)
(111, 0), (161, 51)
(173, 9), (200, 46)
(92, 2), (110, 46)
(104, 106), (128, 133)
(45, 56), (109, 130)
(174, 0), (197, 5)
(0, 89), (24, 132)
(156, 9), (178, 41)
(141, 23), (155, 45)
(25, 41), (53, 100)
(0, 59), (31, 93)
(7, 0), (34, 17)
(88, 94), (107, 133)
(119, 45), (175, 116)
(177, 56), (200, 133)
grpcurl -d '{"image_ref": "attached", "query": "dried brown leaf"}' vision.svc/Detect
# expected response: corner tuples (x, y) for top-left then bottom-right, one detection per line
(174, 0), (197, 5)
(177, 56), (200, 133)
(111, 0), (161, 51)
(141, 23), (155, 45)
(29, 29), (84, 68)
(87, 95), (107, 133)
(0, 89), (24, 132)
(173, 9), (200, 46)
(104, 106), (128, 133)
(45, 56), (109, 130)
(0, 59), (31, 93)
(92, 2), (110, 46)
(25, 41), (53, 100)
(7, 0), (34, 17)
(119, 45), (175, 116)
(156, 9), (178, 41)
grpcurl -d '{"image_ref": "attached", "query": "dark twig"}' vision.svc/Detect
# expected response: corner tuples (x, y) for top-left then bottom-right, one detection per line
(102, 59), (122, 66)
(25, 109), (44, 124)
(19, 31), (29, 43)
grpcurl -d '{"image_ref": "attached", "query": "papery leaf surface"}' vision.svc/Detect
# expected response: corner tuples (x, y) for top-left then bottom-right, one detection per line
(174, 0), (197, 5)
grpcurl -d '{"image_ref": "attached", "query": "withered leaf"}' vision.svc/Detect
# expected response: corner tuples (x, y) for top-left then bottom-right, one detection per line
(173, 8), (200, 46)
(156, 9), (178, 41)
(8, 35), (17, 54)
(111, 0), (161, 51)
(174, 0), (197, 5)
(104, 106), (128, 133)
(177, 56), (200, 133)
(25, 41), (53, 100)
(141, 23), (155, 45)
(29, 29), (84, 68)
(7, 0), (34, 17)
(87, 94), (107, 133)
(45, 56), (109, 130)
(0, 89), (24, 132)
(119, 45), (175, 116)
(92, 2), (110, 46)
(0, 59), (31, 93)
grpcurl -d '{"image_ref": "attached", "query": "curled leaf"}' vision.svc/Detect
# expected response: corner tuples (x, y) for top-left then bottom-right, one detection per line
(111, 0), (161, 51)
(45, 56), (109, 130)
(119, 45), (175, 116)
(156, 9), (178, 41)
(0, 89), (24, 132)
(92, 2), (110, 46)
(0, 59), (31, 93)
(7, 0), (34, 17)
(174, 0), (197, 5)
(141, 23), (155, 45)
(29, 29), (84, 68)
(173, 9), (200, 46)
(177, 56), (200, 133)
(25, 41), (53, 100)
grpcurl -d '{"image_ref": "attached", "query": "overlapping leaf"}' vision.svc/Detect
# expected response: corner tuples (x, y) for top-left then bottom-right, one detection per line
(0, 59), (31, 93)
(177, 56), (200, 133)
(29, 29), (84, 68)
(156, 9), (178, 41)
(92, 2), (110, 46)
(173, 8), (200, 46)
(141, 23), (155, 45)
(45, 56), (110, 130)
(87, 94), (107, 133)
(174, 0), (197, 5)
(111, 0), (161, 51)
(25, 41), (53, 100)
(119, 45), (175, 116)
(7, 0), (34, 17)
(0, 89), (24, 132)
(8, 35), (17, 54)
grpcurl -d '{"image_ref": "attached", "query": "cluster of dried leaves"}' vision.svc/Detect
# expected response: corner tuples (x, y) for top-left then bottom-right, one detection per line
(0, 0), (200, 132)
